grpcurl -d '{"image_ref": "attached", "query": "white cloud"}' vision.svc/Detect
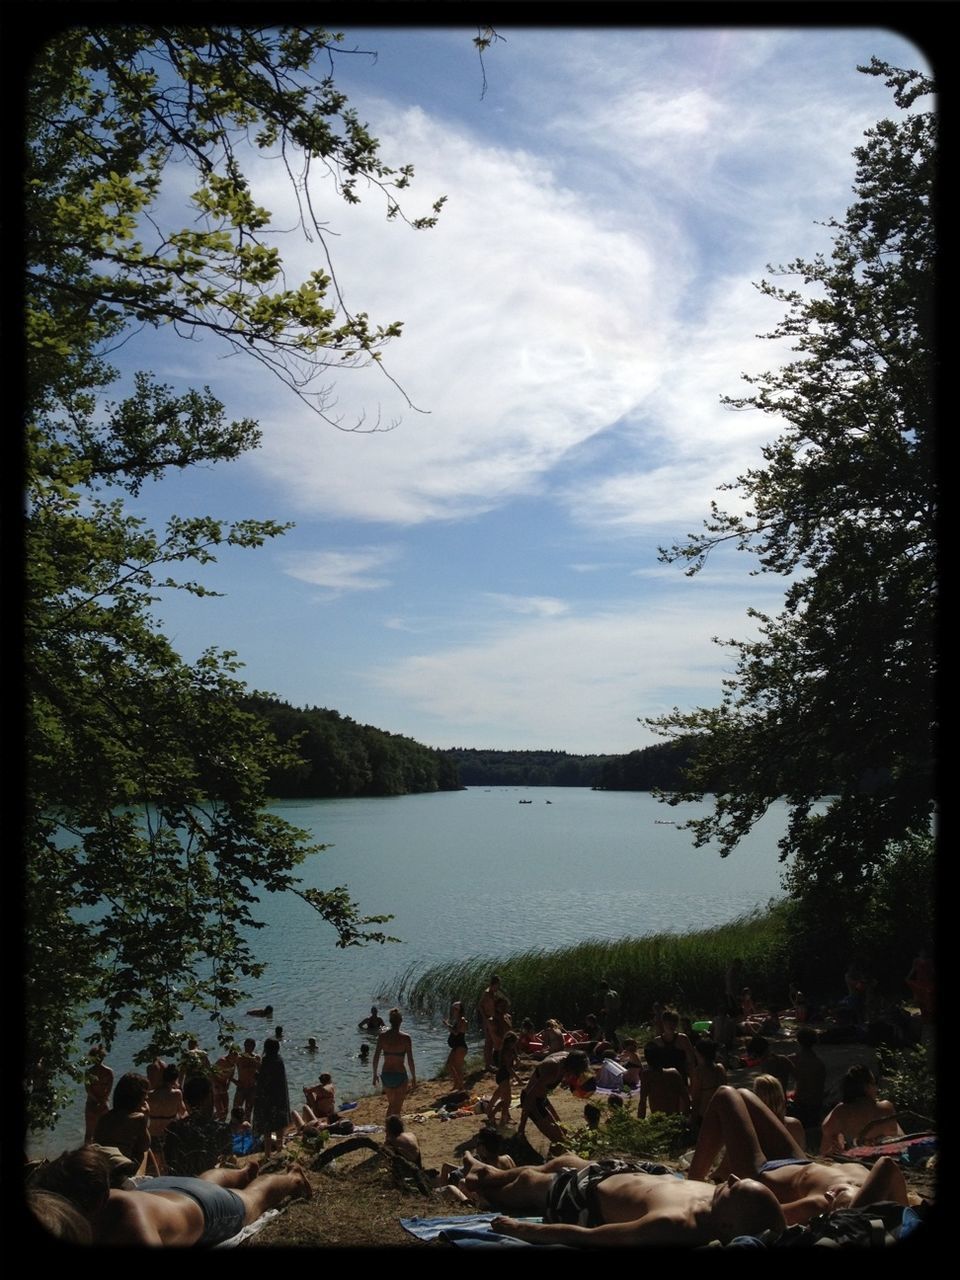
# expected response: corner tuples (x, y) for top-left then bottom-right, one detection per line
(483, 593), (570, 617)
(365, 588), (779, 753)
(282, 546), (399, 593)
(215, 105), (684, 524)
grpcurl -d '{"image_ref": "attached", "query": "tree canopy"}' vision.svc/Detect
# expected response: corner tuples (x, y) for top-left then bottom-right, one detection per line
(24, 25), (438, 1131)
(650, 60), (936, 898)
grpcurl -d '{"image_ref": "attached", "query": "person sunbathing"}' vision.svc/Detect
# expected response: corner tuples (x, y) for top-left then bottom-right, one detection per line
(462, 1152), (786, 1246)
(820, 1064), (902, 1155)
(688, 1085), (908, 1224)
(31, 1144), (311, 1246)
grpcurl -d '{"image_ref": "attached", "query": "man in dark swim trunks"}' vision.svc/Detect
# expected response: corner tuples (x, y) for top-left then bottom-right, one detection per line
(32, 1145), (312, 1246)
(688, 1085), (908, 1223)
(461, 1152), (785, 1246)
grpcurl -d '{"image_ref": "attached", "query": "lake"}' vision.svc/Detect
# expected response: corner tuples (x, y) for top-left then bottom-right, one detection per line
(29, 786), (793, 1157)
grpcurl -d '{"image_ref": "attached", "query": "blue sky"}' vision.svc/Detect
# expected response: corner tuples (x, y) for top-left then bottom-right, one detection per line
(114, 24), (931, 753)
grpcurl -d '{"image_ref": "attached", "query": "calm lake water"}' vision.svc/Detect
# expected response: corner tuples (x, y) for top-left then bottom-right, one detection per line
(30, 787), (793, 1157)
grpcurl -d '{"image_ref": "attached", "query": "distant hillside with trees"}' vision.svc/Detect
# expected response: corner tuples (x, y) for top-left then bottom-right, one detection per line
(439, 748), (614, 787)
(244, 696), (462, 797)
(592, 739), (702, 791)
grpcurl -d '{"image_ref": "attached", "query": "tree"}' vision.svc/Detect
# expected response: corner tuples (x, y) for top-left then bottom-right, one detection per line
(649, 60), (936, 903)
(24, 25), (436, 1131)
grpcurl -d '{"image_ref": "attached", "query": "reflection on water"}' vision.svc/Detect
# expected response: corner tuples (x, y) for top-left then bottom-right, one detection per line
(28, 788), (791, 1157)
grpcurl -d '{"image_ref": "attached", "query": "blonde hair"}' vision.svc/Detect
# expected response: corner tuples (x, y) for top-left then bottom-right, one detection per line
(753, 1073), (787, 1119)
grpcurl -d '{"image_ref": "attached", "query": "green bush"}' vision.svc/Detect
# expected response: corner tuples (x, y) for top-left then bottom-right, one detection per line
(877, 1044), (936, 1121)
(568, 1109), (688, 1161)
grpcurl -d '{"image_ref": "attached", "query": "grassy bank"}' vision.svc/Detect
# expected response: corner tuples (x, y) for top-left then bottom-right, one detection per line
(393, 901), (791, 1027)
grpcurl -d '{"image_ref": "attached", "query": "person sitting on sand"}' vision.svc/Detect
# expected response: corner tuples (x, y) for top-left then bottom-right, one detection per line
(820, 1064), (902, 1155)
(541, 1018), (567, 1055)
(786, 1025), (826, 1130)
(638, 1040), (691, 1120)
(385, 1114), (422, 1166)
(517, 1050), (595, 1145)
(618, 1038), (643, 1089)
(752, 1074), (806, 1148)
(460, 1150), (786, 1246)
(229, 1106), (256, 1156)
(517, 1018), (539, 1055)
(743, 1035), (793, 1092)
(31, 1144), (311, 1246)
(164, 1075), (233, 1176)
(93, 1072), (155, 1174)
(688, 1084), (908, 1223)
(358, 1006), (386, 1034)
(583, 1103), (602, 1131)
(373, 1008), (417, 1118)
(303, 1072), (336, 1121)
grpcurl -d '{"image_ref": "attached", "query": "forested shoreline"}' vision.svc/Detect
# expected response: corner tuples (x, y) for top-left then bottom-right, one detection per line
(249, 697), (703, 797)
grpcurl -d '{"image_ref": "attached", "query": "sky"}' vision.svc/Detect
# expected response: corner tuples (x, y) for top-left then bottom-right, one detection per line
(109, 23), (932, 754)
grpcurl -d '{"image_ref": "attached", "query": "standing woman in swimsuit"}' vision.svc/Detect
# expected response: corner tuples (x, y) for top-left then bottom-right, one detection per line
(444, 1000), (468, 1091)
(148, 1063), (186, 1172)
(373, 1008), (417, 1117)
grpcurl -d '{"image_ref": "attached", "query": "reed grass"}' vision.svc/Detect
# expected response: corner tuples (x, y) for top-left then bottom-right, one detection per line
(392, 901), (791, 1027)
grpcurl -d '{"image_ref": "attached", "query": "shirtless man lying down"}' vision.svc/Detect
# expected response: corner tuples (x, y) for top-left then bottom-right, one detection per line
(687, 1085), (908, 1222)
(462, 1152), (786, 1247)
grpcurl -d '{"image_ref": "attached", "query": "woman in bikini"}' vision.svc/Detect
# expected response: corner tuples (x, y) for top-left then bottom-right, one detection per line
(444, 1000), (469, 1091)
(373, 1008), (417, 1118)
(486, 1030), (521, 1125)
(147, 1063), (186, 1172)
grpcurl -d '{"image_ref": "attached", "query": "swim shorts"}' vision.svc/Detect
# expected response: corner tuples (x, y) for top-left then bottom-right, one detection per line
(546, 1160), (674, 1227)
(137, 1176), (246, 1246)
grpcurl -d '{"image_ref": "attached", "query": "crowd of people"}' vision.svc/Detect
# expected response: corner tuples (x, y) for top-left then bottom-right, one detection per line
(28, 950), (932, 1246)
